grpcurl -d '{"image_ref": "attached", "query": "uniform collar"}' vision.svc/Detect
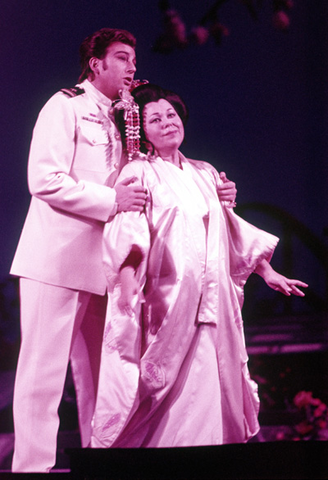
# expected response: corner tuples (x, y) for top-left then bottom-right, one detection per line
(81, 79), (113, 109)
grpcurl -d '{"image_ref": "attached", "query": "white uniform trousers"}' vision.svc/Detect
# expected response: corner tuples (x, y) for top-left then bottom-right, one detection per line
(12, 278), (106, 473)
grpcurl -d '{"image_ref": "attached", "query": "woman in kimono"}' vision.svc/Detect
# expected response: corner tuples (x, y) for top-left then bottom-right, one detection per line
(91, 84), (307, 448)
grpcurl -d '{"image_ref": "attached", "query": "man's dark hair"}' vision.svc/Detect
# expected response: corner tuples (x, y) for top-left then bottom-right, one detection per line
(78, 28), (136, 83)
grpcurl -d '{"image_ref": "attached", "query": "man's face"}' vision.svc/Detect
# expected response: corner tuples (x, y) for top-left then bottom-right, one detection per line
(92, 42), (136, 100)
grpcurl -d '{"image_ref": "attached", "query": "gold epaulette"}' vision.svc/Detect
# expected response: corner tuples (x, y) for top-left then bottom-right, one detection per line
(60, 86), (85, 97)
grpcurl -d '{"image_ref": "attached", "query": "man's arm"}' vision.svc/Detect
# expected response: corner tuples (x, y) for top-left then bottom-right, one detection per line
(28, 93), (146, 221)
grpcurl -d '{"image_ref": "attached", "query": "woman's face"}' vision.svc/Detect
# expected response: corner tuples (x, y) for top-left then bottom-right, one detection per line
(143, 99), (184, 156)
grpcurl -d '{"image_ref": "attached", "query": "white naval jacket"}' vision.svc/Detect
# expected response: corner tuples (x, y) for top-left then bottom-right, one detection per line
(10, 80), (123, 295)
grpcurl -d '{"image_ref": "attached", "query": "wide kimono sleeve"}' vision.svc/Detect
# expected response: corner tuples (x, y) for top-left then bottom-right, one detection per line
(210, 165), (279, 285)
(93, 162), (151, 447)
(182, 157), (280, 318)
(102, 161), (151, 292)
(224, 208), (278, 276)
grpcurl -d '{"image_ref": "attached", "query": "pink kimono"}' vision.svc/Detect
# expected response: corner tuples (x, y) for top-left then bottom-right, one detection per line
(91, 153), (279, 448)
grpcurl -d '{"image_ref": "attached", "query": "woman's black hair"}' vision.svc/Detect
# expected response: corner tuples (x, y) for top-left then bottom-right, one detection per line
(132, 83), (189, 154)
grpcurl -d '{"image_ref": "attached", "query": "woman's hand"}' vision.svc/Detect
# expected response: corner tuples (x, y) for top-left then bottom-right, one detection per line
(118, 266), (140, 316)
(255, 259), (308, 297)
(217, 172), (237, 206)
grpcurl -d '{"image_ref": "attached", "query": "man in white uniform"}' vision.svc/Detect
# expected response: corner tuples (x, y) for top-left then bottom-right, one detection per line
(10, 27), (147, 473)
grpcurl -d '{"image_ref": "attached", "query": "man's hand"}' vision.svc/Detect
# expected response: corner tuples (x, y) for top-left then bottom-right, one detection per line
(217, 172), (237, 205)
(115, 176), (147, 212)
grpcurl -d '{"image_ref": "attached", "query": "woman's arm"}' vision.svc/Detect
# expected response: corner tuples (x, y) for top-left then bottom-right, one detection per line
(254, 259), (308, 297)
(118, 266), (140, 316)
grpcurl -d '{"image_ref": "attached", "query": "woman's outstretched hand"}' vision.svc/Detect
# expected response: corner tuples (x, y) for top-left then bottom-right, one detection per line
(255, 259), (308, 297)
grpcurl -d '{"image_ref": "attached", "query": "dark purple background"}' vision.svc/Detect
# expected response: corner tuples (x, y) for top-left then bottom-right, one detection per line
(1, 0), (327, 301)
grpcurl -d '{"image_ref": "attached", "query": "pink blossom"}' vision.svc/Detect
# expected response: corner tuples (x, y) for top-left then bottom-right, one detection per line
(190, 26), (209, 45)
(295, 420), (314, 436)
(313, 402), (327, 418)
(165, 9), (188, 46)
(294, 391), (313, 409)
(317, 419), (328, 429)
(273, 10), (290, 30)
(310, 397), (322, 406)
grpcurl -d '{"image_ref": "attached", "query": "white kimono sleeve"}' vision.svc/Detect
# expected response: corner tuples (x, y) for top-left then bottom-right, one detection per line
(102, 163), (151, 291)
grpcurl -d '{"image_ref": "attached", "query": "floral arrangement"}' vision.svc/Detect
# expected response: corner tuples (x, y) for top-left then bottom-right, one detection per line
(153, 0), (294, 53)
(248, 353), (328, 442)
(290, 391), (328, 441)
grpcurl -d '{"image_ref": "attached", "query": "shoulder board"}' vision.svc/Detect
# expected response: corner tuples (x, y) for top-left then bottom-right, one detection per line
(60, 86), (85, 98)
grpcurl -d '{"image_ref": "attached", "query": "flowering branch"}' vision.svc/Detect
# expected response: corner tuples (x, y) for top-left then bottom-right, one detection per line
(153, 0), (294, 53)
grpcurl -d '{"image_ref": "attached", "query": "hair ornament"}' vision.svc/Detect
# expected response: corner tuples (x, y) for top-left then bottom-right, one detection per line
(113, 79), (149, 161)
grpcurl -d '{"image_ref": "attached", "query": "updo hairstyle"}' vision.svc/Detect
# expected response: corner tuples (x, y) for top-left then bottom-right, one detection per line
(132, 83), (189, 154)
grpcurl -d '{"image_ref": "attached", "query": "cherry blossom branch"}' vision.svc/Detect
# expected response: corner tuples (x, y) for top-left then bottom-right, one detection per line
(153, 0), (294, 53)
